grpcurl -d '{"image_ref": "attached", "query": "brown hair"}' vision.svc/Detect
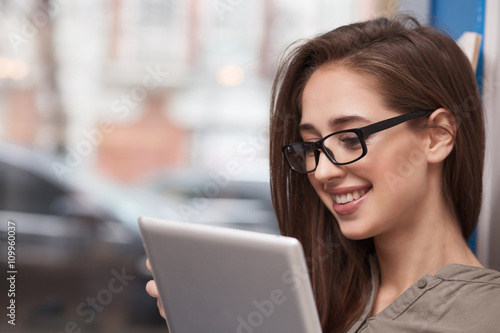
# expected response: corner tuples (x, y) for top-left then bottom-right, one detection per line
(269, 16), (484, 332)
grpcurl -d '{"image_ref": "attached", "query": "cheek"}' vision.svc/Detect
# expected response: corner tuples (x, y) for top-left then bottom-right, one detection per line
(308, 174), (323, 195)
(308, 174), (332, 206)
(371, 140), (429, 202)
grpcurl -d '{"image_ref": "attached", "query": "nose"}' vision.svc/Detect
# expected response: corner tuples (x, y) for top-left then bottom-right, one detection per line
(313, 152), (347, 183)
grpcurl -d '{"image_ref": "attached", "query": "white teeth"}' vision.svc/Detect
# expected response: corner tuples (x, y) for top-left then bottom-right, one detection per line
(341, 194), (347, 203)
(333, 189), (367, 205)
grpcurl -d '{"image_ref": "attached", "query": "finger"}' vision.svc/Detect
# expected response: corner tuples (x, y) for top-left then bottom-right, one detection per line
(157, 299), (166, 319)
(146, 258), (152, 272)
(145, 280), (159, 298)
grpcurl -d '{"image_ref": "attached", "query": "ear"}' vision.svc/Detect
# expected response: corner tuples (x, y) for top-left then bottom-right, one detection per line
(425, 108), (457, 164)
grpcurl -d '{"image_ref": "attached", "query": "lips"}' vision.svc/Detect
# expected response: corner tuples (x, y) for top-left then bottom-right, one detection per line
(326, 185), (372, 215)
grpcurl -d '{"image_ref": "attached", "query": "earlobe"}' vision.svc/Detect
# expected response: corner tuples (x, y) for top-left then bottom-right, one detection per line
(426, 108), (457, 164)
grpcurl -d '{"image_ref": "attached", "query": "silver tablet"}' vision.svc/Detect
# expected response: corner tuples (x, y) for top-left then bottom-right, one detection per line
(138, 216), (322, 333)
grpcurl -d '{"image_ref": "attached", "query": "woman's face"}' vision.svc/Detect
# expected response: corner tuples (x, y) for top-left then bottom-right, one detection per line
(300, 66), (429, 240)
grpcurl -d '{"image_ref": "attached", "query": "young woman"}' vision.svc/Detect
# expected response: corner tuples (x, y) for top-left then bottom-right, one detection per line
(147, 15), (500, 332)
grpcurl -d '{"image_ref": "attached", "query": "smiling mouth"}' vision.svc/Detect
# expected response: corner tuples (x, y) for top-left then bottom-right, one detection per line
(333, 190), (366, 204)
(331, 186), (372, 205)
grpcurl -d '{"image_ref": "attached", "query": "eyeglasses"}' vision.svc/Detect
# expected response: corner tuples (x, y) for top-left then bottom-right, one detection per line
(282, 110), (432, 173)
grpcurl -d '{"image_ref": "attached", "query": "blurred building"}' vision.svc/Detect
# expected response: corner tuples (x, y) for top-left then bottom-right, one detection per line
(0, 0), (403, 183)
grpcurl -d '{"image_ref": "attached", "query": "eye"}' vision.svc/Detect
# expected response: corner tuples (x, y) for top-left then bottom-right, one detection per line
(338, 133), (362, 149)
(303, 143), (316, 157)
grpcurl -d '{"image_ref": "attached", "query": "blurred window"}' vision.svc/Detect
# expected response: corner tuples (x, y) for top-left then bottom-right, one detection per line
(140, 0), (174, 26)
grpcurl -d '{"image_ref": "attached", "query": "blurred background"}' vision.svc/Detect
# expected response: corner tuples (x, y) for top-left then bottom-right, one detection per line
(0, 0), (499, 332)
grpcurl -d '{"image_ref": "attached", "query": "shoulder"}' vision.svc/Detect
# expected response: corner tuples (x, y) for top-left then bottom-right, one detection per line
(431, 264), (500, 307)
(395, 265), (500, 332)
(419, 265), (500, 331)
(347, 264), (500, 333)
(434, 263), (500, 288)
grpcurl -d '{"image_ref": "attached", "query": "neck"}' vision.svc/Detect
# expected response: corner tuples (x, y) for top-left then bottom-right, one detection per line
(373, 192), (482, 295)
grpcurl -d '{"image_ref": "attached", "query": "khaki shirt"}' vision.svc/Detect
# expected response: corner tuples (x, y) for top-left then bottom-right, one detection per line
(347, 257), (500, 333)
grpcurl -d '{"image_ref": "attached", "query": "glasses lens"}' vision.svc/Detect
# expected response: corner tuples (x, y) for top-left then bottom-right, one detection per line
(283, 131), (364, 172)
(323, 131), (364, 164)
(284, 143), (317, 172)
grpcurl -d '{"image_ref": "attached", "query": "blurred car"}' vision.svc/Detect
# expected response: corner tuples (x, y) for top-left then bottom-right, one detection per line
(0, 142), (179, 331)
(141, 165), (280, 235)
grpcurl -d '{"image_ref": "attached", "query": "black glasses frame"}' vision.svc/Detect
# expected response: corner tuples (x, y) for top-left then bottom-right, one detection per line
(282, 110), (433, 173)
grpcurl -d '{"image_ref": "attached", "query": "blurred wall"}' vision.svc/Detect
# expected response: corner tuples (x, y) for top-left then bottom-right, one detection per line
(479, 0), (500, 270)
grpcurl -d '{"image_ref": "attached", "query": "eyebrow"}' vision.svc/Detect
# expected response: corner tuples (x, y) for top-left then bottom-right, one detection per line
(298, 115), (370, 132)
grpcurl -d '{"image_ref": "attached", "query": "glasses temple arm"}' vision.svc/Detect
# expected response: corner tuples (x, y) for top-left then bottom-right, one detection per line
(360, 110), (433, 137)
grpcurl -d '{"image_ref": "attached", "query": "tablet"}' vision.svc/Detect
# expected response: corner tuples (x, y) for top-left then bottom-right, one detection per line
(138, 216), (322, 333)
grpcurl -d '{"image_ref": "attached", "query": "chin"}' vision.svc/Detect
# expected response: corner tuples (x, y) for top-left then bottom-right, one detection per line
(337, 221), (377, 241)
(341, 232), (372, 241)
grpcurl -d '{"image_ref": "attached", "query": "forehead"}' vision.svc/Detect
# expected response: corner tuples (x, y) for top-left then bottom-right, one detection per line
(300, 66), (390, 130)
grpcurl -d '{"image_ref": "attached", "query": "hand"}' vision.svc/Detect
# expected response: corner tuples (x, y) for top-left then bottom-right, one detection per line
(145, 258), (166, 319)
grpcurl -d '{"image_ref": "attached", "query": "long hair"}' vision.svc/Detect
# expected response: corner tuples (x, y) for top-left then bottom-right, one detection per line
(269, 16), (485, 332)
